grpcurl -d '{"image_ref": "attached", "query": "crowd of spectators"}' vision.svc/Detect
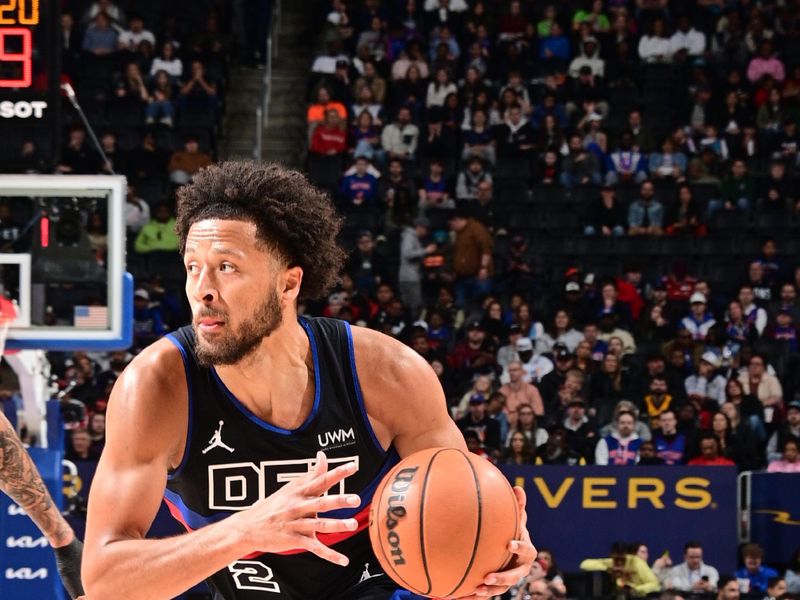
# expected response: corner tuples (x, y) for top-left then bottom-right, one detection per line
(299, 0), (800, 473)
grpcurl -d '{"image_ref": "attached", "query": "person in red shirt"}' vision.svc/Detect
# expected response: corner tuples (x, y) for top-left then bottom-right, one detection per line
(661, 262), (698, 303)
(309, 109), (347, 156)
(688, 434), (736, 466)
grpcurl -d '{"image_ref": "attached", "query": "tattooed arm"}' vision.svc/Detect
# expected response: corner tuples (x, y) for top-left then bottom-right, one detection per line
(0, 411), (73, 547)
(0, 411), (85, 598)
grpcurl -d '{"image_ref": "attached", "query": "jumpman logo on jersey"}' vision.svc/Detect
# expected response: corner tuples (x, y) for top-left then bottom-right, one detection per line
(358, 563), (383, 584)
(202, 420), (235, 454)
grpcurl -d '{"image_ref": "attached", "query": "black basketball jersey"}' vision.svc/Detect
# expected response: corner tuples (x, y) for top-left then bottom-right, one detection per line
(164, 317), (401, 599)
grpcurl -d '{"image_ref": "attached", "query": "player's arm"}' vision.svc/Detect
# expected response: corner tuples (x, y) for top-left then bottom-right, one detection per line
(0, 412), (85, 598)
(83, 341), (360, 600)
(353, 327), (537, 599)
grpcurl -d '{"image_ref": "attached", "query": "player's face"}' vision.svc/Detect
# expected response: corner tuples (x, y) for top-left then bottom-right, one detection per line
(184, 219), (291, 366)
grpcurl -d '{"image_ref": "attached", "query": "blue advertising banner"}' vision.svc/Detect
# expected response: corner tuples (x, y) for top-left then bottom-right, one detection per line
(0, 448), (65, 600)
(748, 472), (800, 566)
(501, 465), (738, 572)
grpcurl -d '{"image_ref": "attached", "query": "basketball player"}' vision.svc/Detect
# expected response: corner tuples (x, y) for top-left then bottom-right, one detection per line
(83, 162), (536, 599)
(0, 412), (85, 598)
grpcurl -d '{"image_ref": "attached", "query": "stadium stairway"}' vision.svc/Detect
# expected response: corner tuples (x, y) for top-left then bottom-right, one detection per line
(220, 1), (322, 167)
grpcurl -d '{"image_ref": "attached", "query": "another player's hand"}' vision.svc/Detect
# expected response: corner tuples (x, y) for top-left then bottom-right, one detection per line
(232, 451), (361, 566)
(454, 486), (537, 599)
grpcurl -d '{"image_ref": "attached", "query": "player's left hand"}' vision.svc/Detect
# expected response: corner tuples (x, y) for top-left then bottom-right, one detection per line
(453, 486), (537, 599)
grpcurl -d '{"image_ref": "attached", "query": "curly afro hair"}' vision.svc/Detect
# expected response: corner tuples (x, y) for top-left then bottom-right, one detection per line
(175, 161), (345, 301)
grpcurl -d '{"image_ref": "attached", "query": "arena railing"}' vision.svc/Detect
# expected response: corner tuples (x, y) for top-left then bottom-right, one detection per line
(255, 0), (281, 161)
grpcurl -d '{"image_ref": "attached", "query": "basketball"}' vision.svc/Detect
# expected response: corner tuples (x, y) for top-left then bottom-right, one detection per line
(368, 447), (520, 598)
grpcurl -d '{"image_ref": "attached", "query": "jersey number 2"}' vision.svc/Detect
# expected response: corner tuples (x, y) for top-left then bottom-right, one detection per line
(228, 560), (281, 593)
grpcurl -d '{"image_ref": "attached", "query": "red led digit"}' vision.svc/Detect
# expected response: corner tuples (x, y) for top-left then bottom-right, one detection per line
(0, 27), (31, 87)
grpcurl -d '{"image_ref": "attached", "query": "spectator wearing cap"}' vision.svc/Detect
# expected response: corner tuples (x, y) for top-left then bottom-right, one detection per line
(501, 337), (553, 385)
(497, 324), (523, 370)
(456, 392), (501, 455)
(449, 208), (493, 307)
(595, 409), (642, 465)
(766, 400), (800, 462)
(167, 136), (213, 185)
(680, 292), (716, 341)
(500, 360), (544, 425)
(628, 180), (665, 236)
(652, 409), (687, 465)
(132, 288), (166, 350)
(563, 397), (598, 464)
(447, 320), (497, 389)
(398, 217), (437, 316)
(685, 351), (727, 409)
(538, 344), (579, 415)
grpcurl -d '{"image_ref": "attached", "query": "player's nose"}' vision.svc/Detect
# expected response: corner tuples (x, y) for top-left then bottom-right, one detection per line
(190, 268), (219, 304)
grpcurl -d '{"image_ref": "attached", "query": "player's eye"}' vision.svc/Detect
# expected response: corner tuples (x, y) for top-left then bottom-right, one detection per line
(220, 263), (236, 273)
(186, 263), (199, 274)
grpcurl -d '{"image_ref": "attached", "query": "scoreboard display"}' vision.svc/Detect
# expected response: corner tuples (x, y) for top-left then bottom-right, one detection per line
(0, 0), (61, 169)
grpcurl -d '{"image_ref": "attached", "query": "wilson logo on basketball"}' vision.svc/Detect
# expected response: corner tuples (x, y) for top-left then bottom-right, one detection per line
(385, 466), (418, 566)
(317, 427), (356, 448)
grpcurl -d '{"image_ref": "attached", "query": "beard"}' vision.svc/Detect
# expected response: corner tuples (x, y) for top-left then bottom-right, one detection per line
(194, 289), (283, 367)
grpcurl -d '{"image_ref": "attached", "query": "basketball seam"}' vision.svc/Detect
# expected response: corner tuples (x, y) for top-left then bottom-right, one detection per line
(444, 450), (482, 598)
(372, 468), (423, 595)
(419, 448), (448, 596)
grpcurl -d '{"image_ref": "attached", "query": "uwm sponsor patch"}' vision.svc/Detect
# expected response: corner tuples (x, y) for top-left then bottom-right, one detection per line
(318, 427), (356, 449)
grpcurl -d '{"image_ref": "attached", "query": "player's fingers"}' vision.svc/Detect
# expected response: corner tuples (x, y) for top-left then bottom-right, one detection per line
(298, 535), (351, 567)
(481, 554), (534, 588)
(303, 460), (358, 495)
(513, 485), (528, 528)
(292, 493), (361, 517)
(293, 517), (359, 535)
(507, 538), (537, 562)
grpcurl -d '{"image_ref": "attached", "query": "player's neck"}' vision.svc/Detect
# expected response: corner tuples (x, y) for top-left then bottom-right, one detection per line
(214, 315), (315, 423)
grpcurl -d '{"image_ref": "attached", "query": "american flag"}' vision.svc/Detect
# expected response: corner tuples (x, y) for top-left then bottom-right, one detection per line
(74, 306), (108, 329)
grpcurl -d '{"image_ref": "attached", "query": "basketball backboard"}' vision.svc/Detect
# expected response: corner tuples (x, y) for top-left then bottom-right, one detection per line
(0, 175), (132, 351)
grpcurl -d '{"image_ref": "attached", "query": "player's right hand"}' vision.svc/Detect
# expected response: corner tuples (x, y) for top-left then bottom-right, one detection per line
(231, 451), (360, 566)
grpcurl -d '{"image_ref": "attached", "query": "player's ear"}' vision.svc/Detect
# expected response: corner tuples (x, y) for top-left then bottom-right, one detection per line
(282, 265), (303, 301)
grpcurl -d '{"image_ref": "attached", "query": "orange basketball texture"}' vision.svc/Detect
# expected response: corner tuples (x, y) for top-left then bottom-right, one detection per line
(368, 447), (520, 598)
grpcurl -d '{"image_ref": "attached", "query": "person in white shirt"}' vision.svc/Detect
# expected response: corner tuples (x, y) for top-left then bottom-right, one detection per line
(685, 352), (727, 408)
(125, 184), (151, 234)
(150, 41), (183, 80)
(668, 16), (706, 58)
(638, 18), (673, 64)
(681, 292), (717, 340)
(500, 337), (553, 385)
(738, 284), (768, 335)
(118, 15), (155, 51)
(654, 541), (719, 593)
(426, 67), (458, 107)
(381, 106), (420, 160)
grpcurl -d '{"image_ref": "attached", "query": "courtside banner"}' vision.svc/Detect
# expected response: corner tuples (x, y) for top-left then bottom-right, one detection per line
(748, 472), (800, 565)
(501, 465), (737, 571)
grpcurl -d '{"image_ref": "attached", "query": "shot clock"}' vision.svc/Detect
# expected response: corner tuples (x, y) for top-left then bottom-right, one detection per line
(0, 0), (61, 170)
